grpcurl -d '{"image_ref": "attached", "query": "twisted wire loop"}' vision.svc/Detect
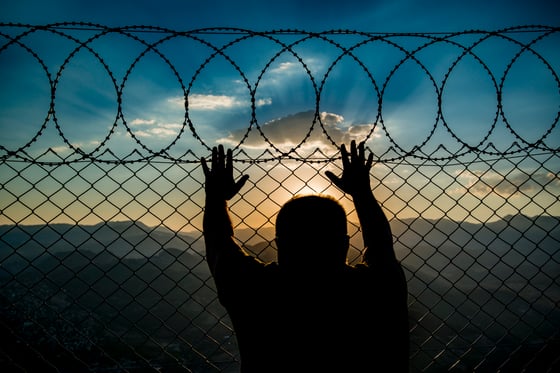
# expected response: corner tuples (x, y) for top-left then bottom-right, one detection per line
(1, 24), (559, 372)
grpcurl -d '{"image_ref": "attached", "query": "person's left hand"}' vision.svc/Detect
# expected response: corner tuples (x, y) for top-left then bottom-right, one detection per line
(325, 140), (373, 198)
(201, 145), (249, 201)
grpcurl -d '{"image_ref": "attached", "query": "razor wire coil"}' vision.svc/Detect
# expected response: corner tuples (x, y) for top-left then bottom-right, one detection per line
(0, 23), (558, 165)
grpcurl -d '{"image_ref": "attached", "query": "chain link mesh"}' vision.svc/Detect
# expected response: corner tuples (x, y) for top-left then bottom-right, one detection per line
(1, 24), (559, 372)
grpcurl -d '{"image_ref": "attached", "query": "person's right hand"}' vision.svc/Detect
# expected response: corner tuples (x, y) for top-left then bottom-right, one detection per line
(201, 145), (249, 201)
(325, 140), (373, 197)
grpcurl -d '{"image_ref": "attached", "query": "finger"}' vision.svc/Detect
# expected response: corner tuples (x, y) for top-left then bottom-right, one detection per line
(226, 148), (233, 175)
(201, 157), (210, 176)
(325, 170), (338, 183)
(358, 141), (365, 162)
(325, 171), (344, 190)
(211, 146), (218, 169)
(350, 140), (358, 163)
(233, 174), (250, 194)
(365, 152), (374, 170)
(340, 144), (350, 170)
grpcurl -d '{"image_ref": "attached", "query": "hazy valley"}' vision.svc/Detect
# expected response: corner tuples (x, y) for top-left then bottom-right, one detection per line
(1, 214), (559, 371)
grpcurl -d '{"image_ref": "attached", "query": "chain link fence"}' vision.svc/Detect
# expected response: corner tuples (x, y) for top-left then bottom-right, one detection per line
(0, 24), (559, 372)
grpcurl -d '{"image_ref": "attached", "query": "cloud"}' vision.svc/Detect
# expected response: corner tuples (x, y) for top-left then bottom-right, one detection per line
(256, 98), (273, 106)
(269, 58), (324, 76)
(131, 118), (156, 126)
(130, 118), (183, 138)
(270, 61), (299, 75)
(50, 140), (101, 154)
(167, 94), (272, 111)
(258, 58), (324, 88)
(454, 169), (560, 197)
(218, 110), (378, 150)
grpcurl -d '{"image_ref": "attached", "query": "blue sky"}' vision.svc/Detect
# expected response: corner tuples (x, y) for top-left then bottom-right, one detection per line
(2, 0), (559, 32)
(1, 0), (559, 226)
(1, 1), (559, 159)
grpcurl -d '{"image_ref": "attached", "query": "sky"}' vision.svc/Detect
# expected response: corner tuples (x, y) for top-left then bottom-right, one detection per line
(0, 0), (559, 228)
(2, 0), (559, 32)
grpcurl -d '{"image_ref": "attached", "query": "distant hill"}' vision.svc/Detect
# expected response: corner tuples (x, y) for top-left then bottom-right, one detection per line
(0, 220), (204, 259)
(1, 214), (558, 274)
(392, 214), (560, 286)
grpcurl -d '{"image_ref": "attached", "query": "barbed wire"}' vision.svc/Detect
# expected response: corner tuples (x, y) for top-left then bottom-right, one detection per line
(0, 23), (559, 165)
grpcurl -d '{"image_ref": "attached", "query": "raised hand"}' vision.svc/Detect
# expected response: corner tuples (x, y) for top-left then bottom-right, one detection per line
(325, 140), (373, 197)
(201, 145), (249, 201)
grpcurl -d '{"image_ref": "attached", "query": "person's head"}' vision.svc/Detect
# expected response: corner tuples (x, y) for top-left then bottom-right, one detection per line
(275, 195), (349, 272)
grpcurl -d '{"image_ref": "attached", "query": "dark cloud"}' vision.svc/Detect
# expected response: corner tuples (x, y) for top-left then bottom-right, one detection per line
(219, 110), (377, 150)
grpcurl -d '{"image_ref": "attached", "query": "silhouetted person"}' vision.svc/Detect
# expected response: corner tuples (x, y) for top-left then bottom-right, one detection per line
(202, 141), (409, 372)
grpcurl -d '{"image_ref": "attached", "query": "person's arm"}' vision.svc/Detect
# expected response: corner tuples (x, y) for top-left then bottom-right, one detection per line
(201, 145), (250, 276)
(327, 140), (409, 371)
(325, 140), (395, 265)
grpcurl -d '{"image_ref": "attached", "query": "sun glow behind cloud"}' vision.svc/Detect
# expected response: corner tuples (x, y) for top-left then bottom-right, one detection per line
(218, 110), (379, 152)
